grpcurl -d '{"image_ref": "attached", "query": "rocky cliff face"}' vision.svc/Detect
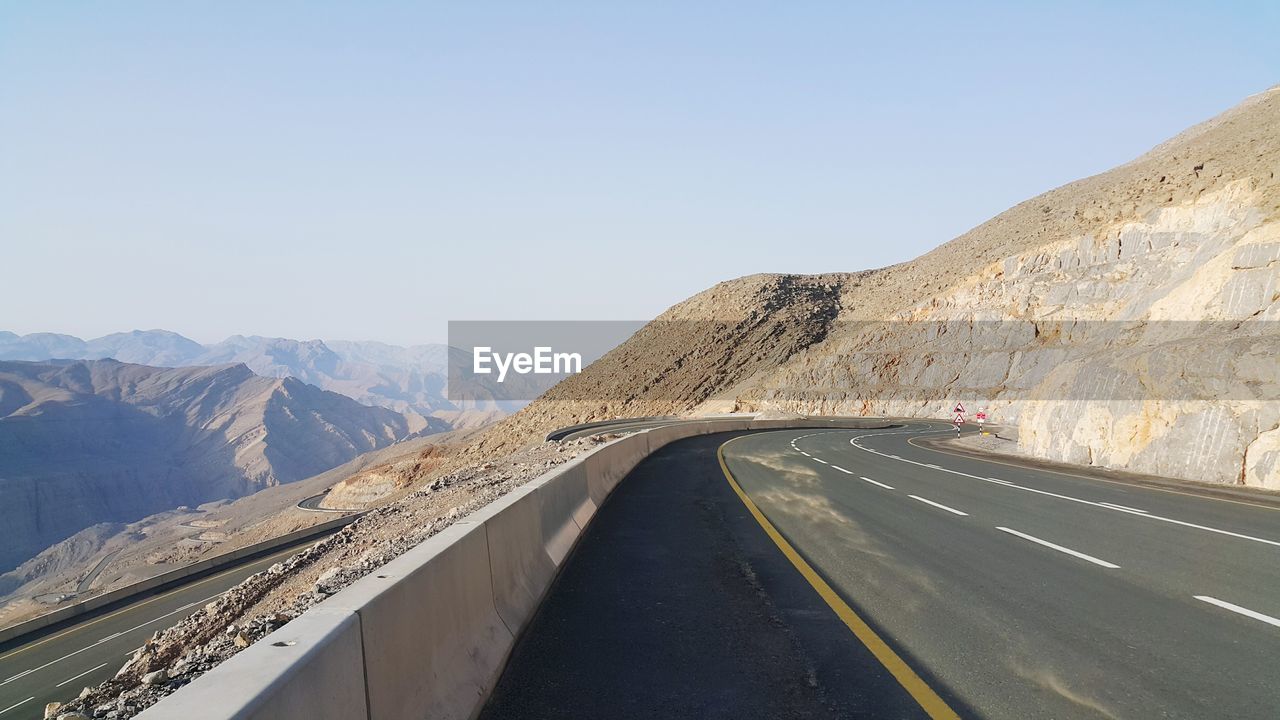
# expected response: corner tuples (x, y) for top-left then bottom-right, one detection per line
(0, 359), (415, 572)
(470, 86), (1280, 490)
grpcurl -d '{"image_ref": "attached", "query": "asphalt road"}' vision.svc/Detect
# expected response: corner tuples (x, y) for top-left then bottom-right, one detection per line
(0, 543), (313, 719)
(549, 417), (687, 442)
(482, 424), (1280, 719)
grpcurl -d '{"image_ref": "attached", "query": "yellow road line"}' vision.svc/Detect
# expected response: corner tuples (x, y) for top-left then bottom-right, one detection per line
(717, 437), (961, 720)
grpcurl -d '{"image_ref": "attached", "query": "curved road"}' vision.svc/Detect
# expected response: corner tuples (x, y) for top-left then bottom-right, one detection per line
(482, 423), (1280, 719)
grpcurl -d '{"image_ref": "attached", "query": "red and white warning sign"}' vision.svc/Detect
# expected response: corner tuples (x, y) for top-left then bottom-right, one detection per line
(953, 412), (965, 424)
(953, 402), (966, 415)
(976, 410), (987, 422)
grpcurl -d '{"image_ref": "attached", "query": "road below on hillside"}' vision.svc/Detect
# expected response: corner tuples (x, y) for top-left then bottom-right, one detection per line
(0, 543), (320, 719)
(481, 424), (1280, 719)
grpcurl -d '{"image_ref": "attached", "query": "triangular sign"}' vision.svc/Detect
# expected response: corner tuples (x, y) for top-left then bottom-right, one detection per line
(953, 402), (965, 414)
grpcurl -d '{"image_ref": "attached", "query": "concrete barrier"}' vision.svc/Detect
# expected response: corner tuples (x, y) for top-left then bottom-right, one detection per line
(140, 417), (891, 720)
(472, 484), (555, 633)
(146, 607), (368, 720)
(0, 513), (360, 648)
(327, 520), (512, 720)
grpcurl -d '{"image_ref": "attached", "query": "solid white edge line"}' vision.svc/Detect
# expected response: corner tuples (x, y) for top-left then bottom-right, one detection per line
(0, 697), (33, 715)
(1194, 596), (1280, 628)
(996, 527), (1120, 569)
(859, 476), (895, 490)
(56, 662), (110, 688)
(909, 495), (969, 516)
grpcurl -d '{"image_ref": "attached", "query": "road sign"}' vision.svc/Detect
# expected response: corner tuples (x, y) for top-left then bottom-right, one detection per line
(953, 402), (966, 415)
(953, 412), (965, 424)
(976, 410), (987, 421)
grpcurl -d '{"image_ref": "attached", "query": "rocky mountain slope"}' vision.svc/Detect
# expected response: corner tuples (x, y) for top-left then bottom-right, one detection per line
(0, 359), (416, 573)
(0, 332), (514, 429)
(465, 85), (1280, 488)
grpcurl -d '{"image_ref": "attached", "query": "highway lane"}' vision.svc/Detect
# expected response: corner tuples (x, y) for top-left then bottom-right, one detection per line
(481, 431), (942, 720)
(732, 424), (1280, 718)
(484, 425), (1280, 719)
(0, 543), (313, 719)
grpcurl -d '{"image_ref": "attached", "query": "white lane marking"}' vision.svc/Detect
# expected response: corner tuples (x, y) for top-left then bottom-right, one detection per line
(56, 662), (109, 688)
(812, 458), (828, 464)
(987, 477), (1016, 486)
(831, 465), (853, 474)
(860, 476), (895, 490)
(924, 463), (942, 469)
(850, 433), (1280, 549)
(0, 697), (33, 715)
(1195, 596), (1280, 628)
(0, 594), (216, 684)
(2, 669), (33, 684)
(800, 451), (811, 457)
(1099, 502), (1147, 514)
(909, 495), (969, 516)
(996, 527), (1120, 569)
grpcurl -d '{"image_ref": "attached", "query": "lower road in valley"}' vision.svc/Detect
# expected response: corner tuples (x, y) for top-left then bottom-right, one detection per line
(0, 543), (318, 719)
(482, 423), (1280, 719)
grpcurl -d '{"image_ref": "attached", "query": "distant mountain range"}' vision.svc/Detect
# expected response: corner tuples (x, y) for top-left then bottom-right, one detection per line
(0, 330), (519, 429)
(0, 358), (418, 573)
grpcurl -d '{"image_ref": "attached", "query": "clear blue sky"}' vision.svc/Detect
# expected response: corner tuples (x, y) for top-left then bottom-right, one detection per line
(2, 2), (1277, 345)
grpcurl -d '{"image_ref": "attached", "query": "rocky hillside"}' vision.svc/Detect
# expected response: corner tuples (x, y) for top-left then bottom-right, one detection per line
(0, 359), (416, 572)
(465, 85), (1280, 489)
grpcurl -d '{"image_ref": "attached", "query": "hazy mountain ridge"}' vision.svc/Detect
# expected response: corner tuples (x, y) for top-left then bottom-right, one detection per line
(0, 358), (416, 573)
(0, 331), (510, 430)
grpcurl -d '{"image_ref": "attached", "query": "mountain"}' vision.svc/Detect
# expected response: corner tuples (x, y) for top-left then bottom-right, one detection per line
(0, 332), (516, 430)
(0, 359), (418, 573)
(467, 86), (1280, 489)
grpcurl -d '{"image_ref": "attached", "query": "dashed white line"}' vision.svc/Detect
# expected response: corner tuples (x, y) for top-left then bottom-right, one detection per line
(56, 662), (109, 688)
(800, 451), (811, 457)
(812, 458), (828, 464)
(831, 465), (853, 474)
(1194, 596), (1280, 628)
(851, 431), (1280, 549)
(1099, 502), (1147, 514)
(909, 495), (969, 516)
(0, 697), (33, 715)
(2, 669), (33, 685)
(859, 476), (895, 490)
(996, 527), (1120, 569)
